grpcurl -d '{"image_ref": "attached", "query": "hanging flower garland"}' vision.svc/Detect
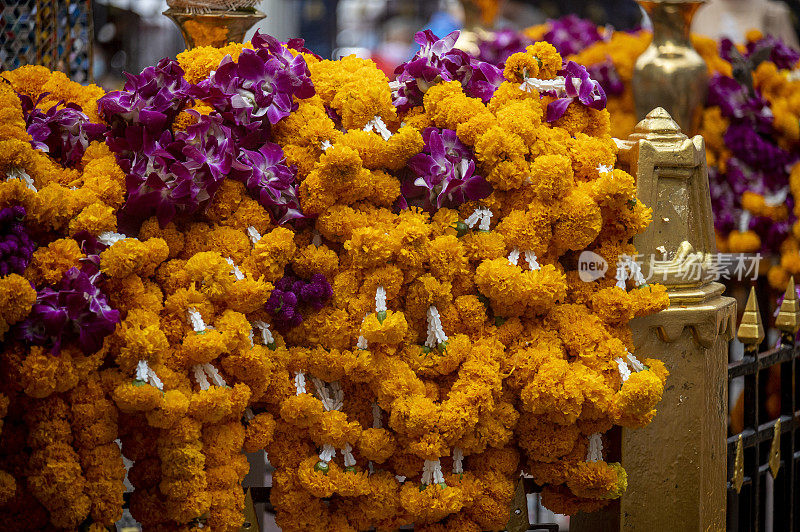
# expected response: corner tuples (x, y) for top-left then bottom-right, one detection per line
(0, 28), (669, 530)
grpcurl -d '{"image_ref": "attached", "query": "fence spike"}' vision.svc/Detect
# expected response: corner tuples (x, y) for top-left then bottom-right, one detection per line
(240, 488), (259, 531)
(776, 276), (800, 334)
(737, 287), (764, 347)
(769, 419), (781, 479)
(732, 434), (744, 494)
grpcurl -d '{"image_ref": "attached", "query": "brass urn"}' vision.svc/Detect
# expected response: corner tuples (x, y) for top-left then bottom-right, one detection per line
(163, 1), (266, 50)
(633, 0), (708, 135)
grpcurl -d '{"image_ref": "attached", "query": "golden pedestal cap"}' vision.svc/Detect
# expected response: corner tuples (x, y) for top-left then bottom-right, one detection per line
(618, 108), (717, 300)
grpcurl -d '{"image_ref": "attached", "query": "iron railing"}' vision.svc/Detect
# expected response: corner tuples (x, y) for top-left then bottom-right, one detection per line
(727, 279), (800, 531)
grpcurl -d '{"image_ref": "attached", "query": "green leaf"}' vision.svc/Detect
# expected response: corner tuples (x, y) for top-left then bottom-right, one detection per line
(314, 461), (330, 475)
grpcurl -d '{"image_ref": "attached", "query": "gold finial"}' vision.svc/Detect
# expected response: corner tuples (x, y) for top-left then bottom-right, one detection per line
(631, 107), (685, 141)
(240, 488), (259, 531)
(737, 287), (764, 347)
(732, 434), (744, 494)
(504, 478), (530, 532)
(776, 277), (800, 334)
(769, 419), (782, 478)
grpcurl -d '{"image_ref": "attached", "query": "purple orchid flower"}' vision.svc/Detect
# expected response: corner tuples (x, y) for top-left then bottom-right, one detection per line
(543, 15), (606, 57)
(17, 255), (120, 354)
(587, 60), (625, 96)
(476, 28), (532, 66)
(21, 96), (107, 167)
(405, 127), (492, 210)
(709, 169), (739, 234)
(724, 124), (797, 177)
(545, 61), (607, 122)
(392, 30), (502, 111)
(721, 35), (800, 71)
(119, 114), (234, 227)
(231, 143), (303, 225)
(98, 58), (193, 141)
(195, 31), (314, 128)
(707, 74), (773, 131)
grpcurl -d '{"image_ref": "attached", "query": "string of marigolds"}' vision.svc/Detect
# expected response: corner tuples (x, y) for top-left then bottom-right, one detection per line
(0, 29), (669, 531)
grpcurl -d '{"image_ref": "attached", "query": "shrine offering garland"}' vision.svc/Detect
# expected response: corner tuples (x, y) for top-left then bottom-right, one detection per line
(480, 17), (800, 289)
(0, 29), (669, 531)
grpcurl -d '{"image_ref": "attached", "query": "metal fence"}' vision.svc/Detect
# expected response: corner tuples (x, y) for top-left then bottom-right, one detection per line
(727, 278), (800, 531)
(0, 0), (92, 82)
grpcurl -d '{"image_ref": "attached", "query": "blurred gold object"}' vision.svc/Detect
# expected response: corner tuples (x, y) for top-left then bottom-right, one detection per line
(163, 8), (266, 49)
(633, 0), (708, 135)
(455, 0), (500, 56)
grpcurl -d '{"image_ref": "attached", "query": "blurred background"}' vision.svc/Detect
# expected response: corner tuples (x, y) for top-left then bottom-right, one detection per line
(3, 0), (795, 89)
(82, 0), (717, 88)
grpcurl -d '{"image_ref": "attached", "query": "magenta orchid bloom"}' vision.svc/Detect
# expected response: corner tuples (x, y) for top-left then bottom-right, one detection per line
(545, 61), (607, 122)
(405, 127), (492, 210)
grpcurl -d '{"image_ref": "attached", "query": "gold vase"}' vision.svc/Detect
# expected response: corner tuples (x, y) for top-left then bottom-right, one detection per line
(633, 0), (708, 135)
(163, 9), (266, 50)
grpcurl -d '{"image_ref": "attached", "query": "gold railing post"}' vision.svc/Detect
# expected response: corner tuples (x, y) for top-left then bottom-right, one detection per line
(574, 108), (736, 531)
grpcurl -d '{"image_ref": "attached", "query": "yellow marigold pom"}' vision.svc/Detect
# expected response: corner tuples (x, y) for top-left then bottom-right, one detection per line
(0, 273), (36, 337)
(243, 412), (276, 453)
(68, 202), (117, 236)
(525, 42), (562, 79)
(25, 238), (84, 286)
(100, 237), (169, 279)
(727, 230), (762, 253)
(0, 470), (16, 506)
(541, 484), (610, 515)
(567, 461), (627, 500)
(613, 369), (664, 427)
(503, 52), (540, 82)
(552, 189), (602, 252)
(361, 310), (408, 345)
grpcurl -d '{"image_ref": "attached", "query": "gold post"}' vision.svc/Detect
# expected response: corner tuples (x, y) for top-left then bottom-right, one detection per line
(574, 108), (736, 531)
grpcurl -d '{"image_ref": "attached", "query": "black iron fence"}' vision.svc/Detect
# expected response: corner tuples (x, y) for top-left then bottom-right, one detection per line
(727, 280), (800, 531)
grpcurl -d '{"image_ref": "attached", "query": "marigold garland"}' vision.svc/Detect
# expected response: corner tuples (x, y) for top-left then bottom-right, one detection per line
(0, 29), (670, 530)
